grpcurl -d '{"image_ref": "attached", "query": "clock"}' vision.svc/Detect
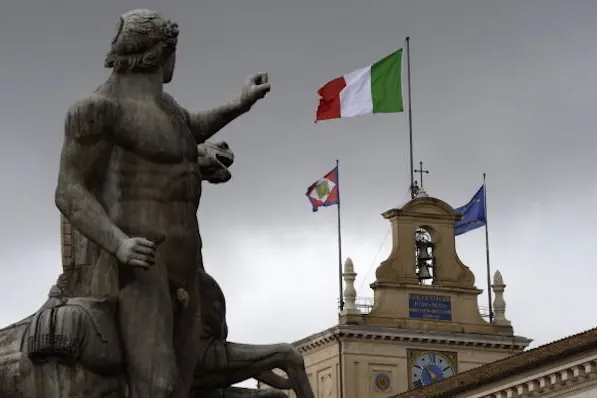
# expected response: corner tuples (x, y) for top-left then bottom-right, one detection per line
(409, 351), (456, 388)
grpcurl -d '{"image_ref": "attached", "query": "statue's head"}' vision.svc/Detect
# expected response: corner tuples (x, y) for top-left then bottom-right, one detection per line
(105, 9), (179, 83)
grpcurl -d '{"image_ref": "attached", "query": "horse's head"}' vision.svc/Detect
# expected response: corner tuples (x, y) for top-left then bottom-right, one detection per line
(196, 141), (235, 184)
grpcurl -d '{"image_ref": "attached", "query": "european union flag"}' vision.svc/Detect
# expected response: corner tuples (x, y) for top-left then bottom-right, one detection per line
(454, 185), (486, 236)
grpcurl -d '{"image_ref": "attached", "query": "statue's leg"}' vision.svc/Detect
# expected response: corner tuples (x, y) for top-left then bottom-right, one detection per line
(223, 387), (287, 397)
(172, 278), (201, 398)
(118, 259), (178, 398)
(191, 387), (287, 398)
(193, 342), (314, 398)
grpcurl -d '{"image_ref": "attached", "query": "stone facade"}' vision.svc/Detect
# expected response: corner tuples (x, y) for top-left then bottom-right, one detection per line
(290, 324), (529, 397)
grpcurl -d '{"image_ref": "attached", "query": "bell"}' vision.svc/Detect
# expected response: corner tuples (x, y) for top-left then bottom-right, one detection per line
(417, 264), (433, 280)
(417, 246), (432, 261)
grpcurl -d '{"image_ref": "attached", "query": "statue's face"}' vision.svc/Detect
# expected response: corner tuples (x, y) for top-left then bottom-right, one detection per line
(163, 51), (176, 84)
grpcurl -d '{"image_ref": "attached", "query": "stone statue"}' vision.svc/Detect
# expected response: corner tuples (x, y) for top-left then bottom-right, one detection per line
(54, 9), (271, 397)
(0, 8), (315, 398)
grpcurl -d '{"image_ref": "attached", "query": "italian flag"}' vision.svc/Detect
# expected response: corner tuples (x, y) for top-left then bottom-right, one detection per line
(316, 49), (403, 121)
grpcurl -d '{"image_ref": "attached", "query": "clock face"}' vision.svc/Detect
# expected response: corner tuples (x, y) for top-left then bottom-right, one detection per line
(411, 352), (455, 388)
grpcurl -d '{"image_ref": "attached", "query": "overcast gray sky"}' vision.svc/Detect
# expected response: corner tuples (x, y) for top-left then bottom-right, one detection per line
(1, 0), (596, 363)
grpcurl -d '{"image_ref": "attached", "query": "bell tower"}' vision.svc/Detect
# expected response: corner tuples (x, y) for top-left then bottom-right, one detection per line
(353, 188), (506, 335)
(285, 187), (531, 398)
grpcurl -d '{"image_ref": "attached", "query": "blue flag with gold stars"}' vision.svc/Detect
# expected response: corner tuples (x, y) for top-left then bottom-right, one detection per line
(454, 185), (486, 236)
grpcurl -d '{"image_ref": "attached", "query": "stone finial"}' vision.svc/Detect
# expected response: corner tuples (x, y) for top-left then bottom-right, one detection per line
(491, 270), (511, 326)
(341, 258), (360, 316)
(493, 270), (504, 285)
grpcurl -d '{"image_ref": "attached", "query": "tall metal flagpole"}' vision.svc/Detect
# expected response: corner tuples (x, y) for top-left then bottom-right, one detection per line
(336, 159), (344, 313)
(483, 173), (494, 323)
(406, 37), (415, 199)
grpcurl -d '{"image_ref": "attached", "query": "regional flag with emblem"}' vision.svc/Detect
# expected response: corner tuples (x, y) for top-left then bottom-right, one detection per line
(305, 167), (340, 212)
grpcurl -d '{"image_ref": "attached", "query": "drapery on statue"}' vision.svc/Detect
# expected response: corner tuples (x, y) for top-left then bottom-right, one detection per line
(0, 9), (315, 398)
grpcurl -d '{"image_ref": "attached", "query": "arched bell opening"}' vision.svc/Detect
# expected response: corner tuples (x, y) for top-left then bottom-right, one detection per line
(415, 227), (435, 285)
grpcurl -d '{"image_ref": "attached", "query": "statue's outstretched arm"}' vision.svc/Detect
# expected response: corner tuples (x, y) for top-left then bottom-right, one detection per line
(55, 95), (127, 256)
(183, 73), (271, 143)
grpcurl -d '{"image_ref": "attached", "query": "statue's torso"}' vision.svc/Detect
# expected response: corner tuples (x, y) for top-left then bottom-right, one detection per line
(97, 92), (202, 280)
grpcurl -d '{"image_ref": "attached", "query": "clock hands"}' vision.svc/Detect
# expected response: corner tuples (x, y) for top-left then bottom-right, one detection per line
(423, 366), (438, 381)
(413, 353), (453, 388)
(429, 368), (438, 380)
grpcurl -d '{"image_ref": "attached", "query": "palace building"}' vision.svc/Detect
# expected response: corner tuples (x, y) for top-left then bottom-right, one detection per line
(259, 188), (597, 397)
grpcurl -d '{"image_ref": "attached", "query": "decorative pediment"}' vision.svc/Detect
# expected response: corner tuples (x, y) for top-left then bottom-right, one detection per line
(383, 197), (458, 221)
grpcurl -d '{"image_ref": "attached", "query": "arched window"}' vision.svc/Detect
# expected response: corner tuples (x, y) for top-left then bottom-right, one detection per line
(415, 227), (435, 285)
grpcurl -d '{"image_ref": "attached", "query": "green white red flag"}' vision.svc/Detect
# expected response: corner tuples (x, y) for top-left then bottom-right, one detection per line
(316, 49), (404, 121)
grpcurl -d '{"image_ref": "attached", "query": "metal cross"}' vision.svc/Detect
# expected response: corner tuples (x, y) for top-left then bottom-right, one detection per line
(414, 161), (429, 189)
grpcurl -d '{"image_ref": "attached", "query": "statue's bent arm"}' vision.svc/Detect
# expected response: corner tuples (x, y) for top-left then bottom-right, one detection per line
(55, 95), (127, 256)
(186, 98), (249, 143)
(162, 92), (248, 144)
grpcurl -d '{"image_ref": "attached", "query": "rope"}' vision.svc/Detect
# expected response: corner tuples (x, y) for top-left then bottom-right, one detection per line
(358, 228), (391, 293)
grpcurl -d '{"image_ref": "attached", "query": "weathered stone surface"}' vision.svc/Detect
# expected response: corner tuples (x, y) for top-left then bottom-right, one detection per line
(0, 317), (28, 397)
(0, 273), (308, 397)
(0, 8), (314, 398)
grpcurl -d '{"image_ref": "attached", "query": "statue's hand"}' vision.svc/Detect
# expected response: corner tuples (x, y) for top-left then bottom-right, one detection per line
(116, 237), (157, 270)
(240, 72), (271, 110)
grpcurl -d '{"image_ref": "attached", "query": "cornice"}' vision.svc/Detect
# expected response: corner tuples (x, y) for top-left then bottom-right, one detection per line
(474, 355), (597, 398)
(383, 197), (457, 221)
(367, 282), (483, 295)
(294, 324), (530, 355)
(543, 376), (597, 398)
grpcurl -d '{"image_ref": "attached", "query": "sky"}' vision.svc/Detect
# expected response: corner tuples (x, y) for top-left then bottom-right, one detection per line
(1, 0), (596, 381)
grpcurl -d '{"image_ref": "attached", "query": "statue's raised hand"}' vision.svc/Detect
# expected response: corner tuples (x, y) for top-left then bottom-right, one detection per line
(240, 72), (271, 110)
(116, 237), (157, 270)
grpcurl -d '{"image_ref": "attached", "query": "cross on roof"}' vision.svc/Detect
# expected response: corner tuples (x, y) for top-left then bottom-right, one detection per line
(415, 161), (429, 189)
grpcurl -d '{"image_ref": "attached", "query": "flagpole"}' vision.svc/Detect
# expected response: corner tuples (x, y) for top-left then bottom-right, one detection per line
(483, 173), (494, 323)
(406, 37), (415, 199)
(335, 159), (345, 398)
(336, 159), (344, 313)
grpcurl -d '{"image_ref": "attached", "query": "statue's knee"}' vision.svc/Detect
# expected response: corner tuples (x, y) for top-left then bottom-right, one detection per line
(138, 374), (175, 397)
(129, 374), (176, 398)
(129, 356), (178, 396)
(151, 377), (176, 396)
(152, 361), (178, 387)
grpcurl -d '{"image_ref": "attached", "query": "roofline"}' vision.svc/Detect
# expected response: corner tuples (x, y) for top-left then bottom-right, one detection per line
(392, 326), (597, 397)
